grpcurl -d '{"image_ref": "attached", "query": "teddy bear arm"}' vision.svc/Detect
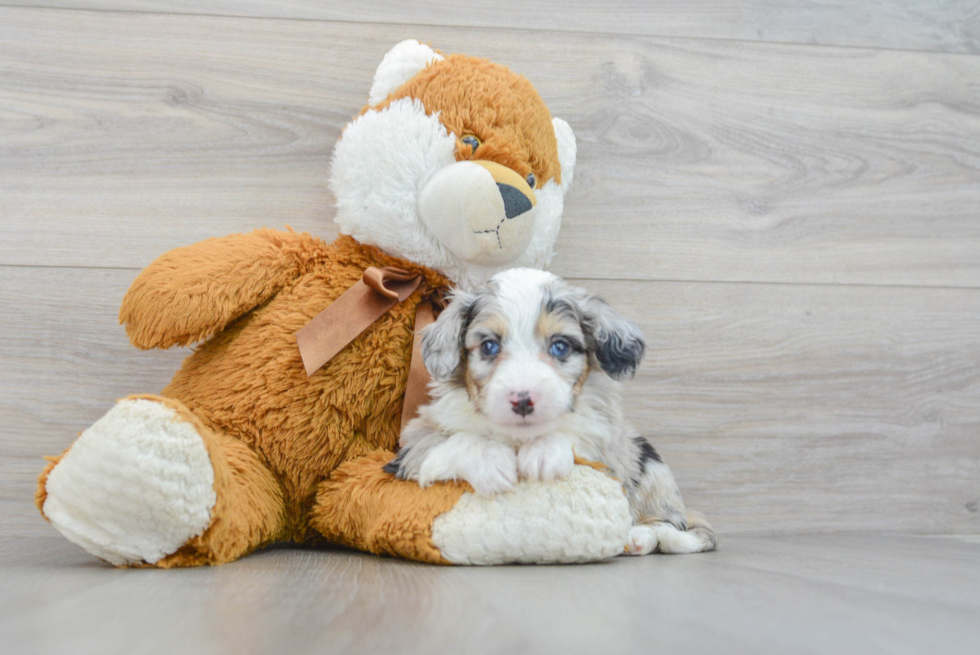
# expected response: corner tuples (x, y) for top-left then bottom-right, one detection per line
(119, 228), (324, 349)
(309, 451), (467, 564)
(309, 451), (634, 565)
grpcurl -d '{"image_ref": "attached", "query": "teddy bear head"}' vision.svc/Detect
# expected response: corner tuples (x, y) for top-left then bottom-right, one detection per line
(329, 40), (577, 287)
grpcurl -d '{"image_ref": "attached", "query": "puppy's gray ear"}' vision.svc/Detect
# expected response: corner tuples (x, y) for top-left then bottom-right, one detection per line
(421, 291), (475, 380)
(584, 297), (646, 380)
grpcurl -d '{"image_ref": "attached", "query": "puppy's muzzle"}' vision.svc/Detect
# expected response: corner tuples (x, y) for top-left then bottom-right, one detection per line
(417, 160), (537, 267)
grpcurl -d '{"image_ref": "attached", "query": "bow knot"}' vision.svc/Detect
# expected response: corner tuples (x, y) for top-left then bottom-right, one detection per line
(361, 266), (421, 301)
(295, 265), (448, 430)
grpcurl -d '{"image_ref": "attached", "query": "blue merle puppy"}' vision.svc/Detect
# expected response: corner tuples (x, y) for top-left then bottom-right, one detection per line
(386, 268), (717, 554)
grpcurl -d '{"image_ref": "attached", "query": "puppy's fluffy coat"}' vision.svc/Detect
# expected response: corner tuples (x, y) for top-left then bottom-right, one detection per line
(386, 268), (716, 554)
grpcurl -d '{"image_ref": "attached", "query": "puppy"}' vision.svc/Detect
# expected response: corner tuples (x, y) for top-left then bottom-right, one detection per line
(386, 268), (716, 554)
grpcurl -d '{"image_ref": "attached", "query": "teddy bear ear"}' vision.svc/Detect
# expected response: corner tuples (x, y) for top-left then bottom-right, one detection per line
(552, 117), (577, 194)
(368, 40), (444, 106)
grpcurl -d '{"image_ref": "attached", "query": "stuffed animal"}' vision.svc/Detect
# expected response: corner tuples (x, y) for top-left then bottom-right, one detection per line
(35, 40), (633, 566)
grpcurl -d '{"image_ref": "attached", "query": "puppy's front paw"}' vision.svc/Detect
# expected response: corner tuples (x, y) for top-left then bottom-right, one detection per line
(464, 441), (518, 496)
(417, 434), (517, 497)
(517, 434), (574, 482)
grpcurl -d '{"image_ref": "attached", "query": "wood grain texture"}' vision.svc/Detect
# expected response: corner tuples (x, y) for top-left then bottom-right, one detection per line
(3, 267), (977, 537)
(0, 267), (189, 534)
(1, 534), (979, 655)
(591, 278), (980, 536)
(2, 7), (980, 286)
(5, 1), (980, 54)
(2, 4), (978, 650)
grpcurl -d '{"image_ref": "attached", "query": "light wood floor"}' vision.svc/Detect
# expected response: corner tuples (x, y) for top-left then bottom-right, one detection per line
(1, 1), (979, 652)
(2, 533), (980, 654)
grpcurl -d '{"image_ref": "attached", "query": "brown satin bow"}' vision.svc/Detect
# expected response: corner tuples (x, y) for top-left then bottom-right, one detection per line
(295, 266), (446, 430)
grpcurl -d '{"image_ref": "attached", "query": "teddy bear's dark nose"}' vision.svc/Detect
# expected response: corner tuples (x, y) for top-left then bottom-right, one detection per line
(497, 183), (534, 219)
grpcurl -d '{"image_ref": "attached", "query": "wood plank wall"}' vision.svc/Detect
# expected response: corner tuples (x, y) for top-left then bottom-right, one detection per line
(1, 3), (978, 537)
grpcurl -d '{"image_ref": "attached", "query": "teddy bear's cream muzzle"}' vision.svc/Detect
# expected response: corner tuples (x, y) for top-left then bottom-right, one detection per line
(417, 159), (537, 267)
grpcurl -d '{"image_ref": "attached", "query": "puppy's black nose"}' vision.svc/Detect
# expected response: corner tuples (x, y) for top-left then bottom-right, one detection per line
(510, 391), (534, 417)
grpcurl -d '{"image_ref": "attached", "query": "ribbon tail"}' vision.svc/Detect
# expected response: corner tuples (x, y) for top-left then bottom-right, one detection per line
(295, 267), (423, 378)
(400, 300), (436, 434)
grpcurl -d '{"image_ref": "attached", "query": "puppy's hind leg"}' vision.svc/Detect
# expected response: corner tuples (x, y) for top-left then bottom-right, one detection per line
(625, 442), (718, 554)
(625, 513), (717, 555)
(676, 511), (718, 552)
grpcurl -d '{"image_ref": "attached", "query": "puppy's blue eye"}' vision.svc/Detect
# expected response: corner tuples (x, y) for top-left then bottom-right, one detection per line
(480, 340), (500, 357)
(526, 173), (536, 189)
(549, 339), (570, 358)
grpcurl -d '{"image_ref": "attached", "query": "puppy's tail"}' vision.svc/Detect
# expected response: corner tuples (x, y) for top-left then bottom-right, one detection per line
(627, 512), (718, 555)
(682, 510), (718, 552)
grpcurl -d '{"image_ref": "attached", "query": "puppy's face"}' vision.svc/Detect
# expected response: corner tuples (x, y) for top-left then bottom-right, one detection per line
(423, 269), (645, 436)
(461, 282), (590, 431)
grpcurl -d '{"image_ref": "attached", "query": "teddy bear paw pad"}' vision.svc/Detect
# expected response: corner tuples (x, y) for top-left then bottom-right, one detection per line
(42, 398), (216, 566)
(430, 464), (632, 565)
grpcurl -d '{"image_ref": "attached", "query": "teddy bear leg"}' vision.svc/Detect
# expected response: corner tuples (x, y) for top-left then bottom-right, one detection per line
(308, 451), (468, 564)
(37, 394), (287, 567)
